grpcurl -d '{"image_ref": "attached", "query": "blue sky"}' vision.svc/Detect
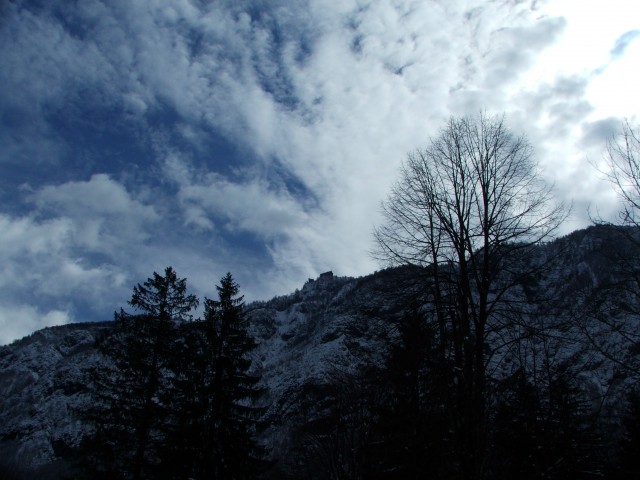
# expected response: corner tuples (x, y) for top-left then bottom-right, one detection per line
(1, 0), (639, 344)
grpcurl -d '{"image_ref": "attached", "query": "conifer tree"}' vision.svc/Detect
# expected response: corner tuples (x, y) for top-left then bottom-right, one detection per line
(79, 267), (198, 480)
(491, 364), (603, 479)
(169, 272), (265, 479)
(365, 306), (449, 479)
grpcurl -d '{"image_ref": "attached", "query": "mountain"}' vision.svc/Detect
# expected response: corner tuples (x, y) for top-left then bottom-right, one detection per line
(0, 322), (110, 478)
(1, 225), (639, 478)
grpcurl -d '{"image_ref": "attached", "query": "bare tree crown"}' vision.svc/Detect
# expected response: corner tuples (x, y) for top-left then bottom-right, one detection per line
(604, 120), (640, 226)
(374, 113), (567, 268)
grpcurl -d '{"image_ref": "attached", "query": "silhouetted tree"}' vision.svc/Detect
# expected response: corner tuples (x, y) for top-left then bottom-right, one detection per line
(365, 304), (450, 479)
(169, 273), (265, 479)
(491, 363), (603, 480)
(79, 267), (198, 480)
(602, 120), (640, 228)
(374, 113), (567, 478)
(582, 121), (640, 383)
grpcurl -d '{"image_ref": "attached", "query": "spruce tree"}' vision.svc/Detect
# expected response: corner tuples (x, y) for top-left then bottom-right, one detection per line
(79, 267), (198, 480)
(491, 364), (603, 479)
(365, 306), (449, 479)
(169, 272), (265, 479)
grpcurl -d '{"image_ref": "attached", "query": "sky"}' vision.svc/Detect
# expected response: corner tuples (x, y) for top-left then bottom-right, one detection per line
(1, 0), (639, 345)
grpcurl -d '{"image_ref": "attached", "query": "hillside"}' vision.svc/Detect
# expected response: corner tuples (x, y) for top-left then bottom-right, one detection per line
(1, 225), (639, 478)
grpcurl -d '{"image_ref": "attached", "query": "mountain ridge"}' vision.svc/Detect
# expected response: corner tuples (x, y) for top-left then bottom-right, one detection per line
(1, 224), (639, 477)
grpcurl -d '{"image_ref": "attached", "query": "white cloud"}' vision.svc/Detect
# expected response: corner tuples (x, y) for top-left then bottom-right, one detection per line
(0, 212), (129, 303)
(180, 175), (311, 238)
(1, 0), (638, 344)
(0, 304), (71, 346)
(32, 174), (154, 217)
(29, 174), (159, 249)
(0, 175), (162, 342)
(0, 214), (73, 259)
(140, 0), (635, 294)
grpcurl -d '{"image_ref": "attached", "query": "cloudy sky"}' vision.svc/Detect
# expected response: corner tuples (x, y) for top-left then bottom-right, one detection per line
(1, 0), (639, 344)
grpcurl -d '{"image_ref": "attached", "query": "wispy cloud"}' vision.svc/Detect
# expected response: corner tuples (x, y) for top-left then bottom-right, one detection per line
(0, 175), (155, 327)
(0, 0), (636, 343)
(610, 29), (640, 59)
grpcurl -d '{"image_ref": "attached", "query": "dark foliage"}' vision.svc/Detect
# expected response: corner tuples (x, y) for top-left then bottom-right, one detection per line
(490, 365), (604, 479)
(76, 267), (202, 479)
(364, 306), (451, 479)
(616, 391), (640, 478)
(163, 273), (266, 479)
(76, 270), (266, 479)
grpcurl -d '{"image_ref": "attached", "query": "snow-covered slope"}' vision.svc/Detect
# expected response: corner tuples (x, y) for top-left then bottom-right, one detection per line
(0, 322), (110, 477)
(245, 269), (413, 466)
(0, 269), (412, 475)
(1, 225), (639, 476)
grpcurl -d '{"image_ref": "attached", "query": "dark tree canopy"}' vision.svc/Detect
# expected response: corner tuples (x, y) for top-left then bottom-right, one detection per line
(79, 267), (198, 479)
(78, 269), (267, 479)
(374, 113), (565, 268)
(201, 272), (266, 479)
(161, 272), (265, 480)
(129, 266), (199, 322)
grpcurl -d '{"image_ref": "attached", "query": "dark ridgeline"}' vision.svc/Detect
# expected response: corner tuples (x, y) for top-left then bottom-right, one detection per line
(1, 233), (640, 478)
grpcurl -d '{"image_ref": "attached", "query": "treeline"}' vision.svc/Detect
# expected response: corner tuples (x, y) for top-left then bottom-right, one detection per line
(5, 259), (640, 480)
(283, 294), (640, 479)
(74, 268), (266, 480)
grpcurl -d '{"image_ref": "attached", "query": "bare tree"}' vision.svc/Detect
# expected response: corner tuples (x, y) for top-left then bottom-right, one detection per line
(581, 121), (640, 383)
(373, 113), (567, 479)
(603, 120), (640, 227)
